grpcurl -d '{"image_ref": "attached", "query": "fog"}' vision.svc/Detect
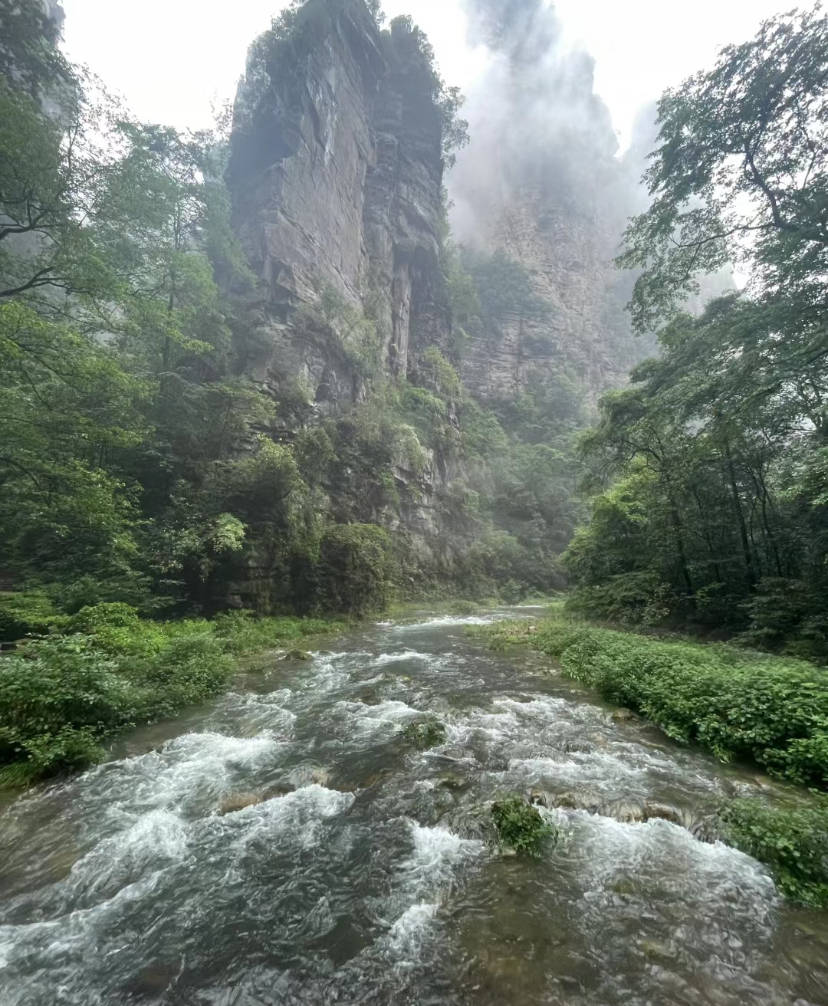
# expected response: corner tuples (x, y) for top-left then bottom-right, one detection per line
(63, 0), (800, 152)
(448, 0), (632, 247)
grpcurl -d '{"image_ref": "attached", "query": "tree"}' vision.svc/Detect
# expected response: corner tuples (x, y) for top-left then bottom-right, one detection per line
(566, 8), (828, 655)
(619, 6), (827, 340)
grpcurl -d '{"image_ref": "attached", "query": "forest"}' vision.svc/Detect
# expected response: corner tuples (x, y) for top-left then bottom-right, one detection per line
(0, 0), (825, 784)
(567, 7), (828, 661)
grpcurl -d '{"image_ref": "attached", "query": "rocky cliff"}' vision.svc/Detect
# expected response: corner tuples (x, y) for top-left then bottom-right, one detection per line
(450, 0), (653, 407)
(228, 0), (450, 407)
(224, 0), (652, 599)
(227, 0), (474, 590)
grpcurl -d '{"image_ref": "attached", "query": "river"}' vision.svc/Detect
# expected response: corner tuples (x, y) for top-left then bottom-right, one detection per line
(0, 607), (825, 1005)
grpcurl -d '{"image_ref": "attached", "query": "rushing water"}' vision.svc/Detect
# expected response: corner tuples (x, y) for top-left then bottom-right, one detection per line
(0, 608), (826, 1005)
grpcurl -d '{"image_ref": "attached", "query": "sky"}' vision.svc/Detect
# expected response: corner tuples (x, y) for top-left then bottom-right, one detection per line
(62, 0), (798, 151)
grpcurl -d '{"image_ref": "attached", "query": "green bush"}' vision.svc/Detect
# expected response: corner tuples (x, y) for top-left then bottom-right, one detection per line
(316, 523), (393, 616)
(491, 796), (556, 856)
(0, 636), (131, 774)
(720, 797), (828, 908)
(401, 718), (447, 749)
(0, 590), (66, 640)
(0, 608), (341, 785)
(484, 615), (828, 789)
(66, 602), (141, 633)
(558, 632), (828, 787)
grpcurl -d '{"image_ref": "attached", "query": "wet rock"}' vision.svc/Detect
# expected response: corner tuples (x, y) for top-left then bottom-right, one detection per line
(284, 649), (313, 661)
(610, 877), (638, 896)
(286, 765), (332, 788)
(560, 739), (593, 754)
(310, 767), (330, 787)
(642, 802), (683, 826)
(265, 784), (295, 800)
(528, 789), (548, 807)
(125, 963), (180, 997)
(437, 772), (470, 792)
(639, 938), (675, 964)
(603, 799), (646, 823)
(691, 815), (722, 844)
(219, 792), (265, 815)
(359, 769), (393, 789)
(610, 708), (637, 723)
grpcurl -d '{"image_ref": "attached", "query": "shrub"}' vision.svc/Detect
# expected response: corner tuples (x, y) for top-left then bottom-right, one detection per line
(0, 606), (342, 786)
(316, 523), (393, 616)
(401, 718), (447, 749)
(491, 797), (556, 856)
(0, 590), (65, 640)
(483, 615), (828, 789)
(66, 602), (141, 633)
(719, 797), (828, 908)
(0, 636), (132, 774)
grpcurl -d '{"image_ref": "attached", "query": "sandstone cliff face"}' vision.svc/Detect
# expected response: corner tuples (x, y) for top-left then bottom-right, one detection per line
(228, 0), (450, 407)
(224, 0), (653, 597)
(226, 0), (468, 580)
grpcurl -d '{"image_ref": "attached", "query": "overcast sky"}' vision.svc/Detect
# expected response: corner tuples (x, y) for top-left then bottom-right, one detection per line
(62, 0), (798, 151)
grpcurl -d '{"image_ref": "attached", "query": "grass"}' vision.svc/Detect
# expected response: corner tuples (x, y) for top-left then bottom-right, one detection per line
(0, 603), (343, 788)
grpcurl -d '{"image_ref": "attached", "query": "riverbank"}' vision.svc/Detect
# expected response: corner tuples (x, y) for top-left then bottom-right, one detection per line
(0, 603), (344, 789)
(478, 609), (828, 906)
(2, 606), (826, 1004)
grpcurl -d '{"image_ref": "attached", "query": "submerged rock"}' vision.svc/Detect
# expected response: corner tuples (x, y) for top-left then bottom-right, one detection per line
(642, 802), (684, 826)
(438, 772), (470, 792)
(285, 649), (313, 661)
(219, 792), (266, 815)
(610, 708), (637, 724)
(528, 789), (548, 807)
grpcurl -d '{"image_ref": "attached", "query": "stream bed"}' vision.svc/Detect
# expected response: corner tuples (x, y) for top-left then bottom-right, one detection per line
(0, 607), (826, 1005)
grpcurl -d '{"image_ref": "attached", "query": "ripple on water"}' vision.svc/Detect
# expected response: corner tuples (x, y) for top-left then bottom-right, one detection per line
(0, 783), (357, 1004)
(377, 822), (484, 968)
(0, 609), (825, 1006)
(325, 699), (424, 742)
(394, 615), (498, 630)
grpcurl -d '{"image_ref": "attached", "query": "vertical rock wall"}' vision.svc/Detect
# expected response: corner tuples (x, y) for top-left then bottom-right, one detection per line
(228, 0), (450, 409)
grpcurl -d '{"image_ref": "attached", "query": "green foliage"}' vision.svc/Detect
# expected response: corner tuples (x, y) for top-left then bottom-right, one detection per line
(301, 284), (383, 377)
(720, 797), (828, 908)
(0, 609), (341, 785)
(401, 718), (447, 749)
(569, 295), (828, 656)
(491, 797), (555, 856)
(461, 248), (551, 335)
(0, 0), (69, 94)
(315, 524), (393, 616)
(619, 7), (827, 335)
(420, 346), (461, 400)
(572, 8), (828, 657)
(385, 15), (468, 166)
(485, 612), (828, 901)
(499, 613), (828, 789)
(0, 591), (65, 640)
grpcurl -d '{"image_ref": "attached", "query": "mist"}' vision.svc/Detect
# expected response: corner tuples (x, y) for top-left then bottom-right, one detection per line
(447, 0), (646, 253)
